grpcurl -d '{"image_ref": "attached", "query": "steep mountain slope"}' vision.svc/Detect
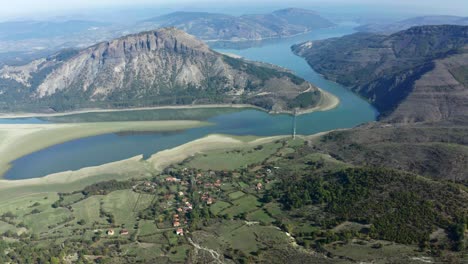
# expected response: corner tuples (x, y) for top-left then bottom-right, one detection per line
(292, 25), (468, 123)
(356, 15), (468, 34)
(141, 8), (334, 41)
(0, 28), (320, 112)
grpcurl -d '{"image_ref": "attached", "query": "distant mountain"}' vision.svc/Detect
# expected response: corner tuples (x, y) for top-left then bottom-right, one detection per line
(356, 15), (468, 34)
(0, 28), (319, 113)
(0, 20), (109, 41)
(0, 8), (333, 55)
(293, 25), (468, 123)
(140, 8), (334, 41)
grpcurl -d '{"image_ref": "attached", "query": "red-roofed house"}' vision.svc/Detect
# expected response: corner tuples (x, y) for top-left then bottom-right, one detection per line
(176, 228), (184, 236)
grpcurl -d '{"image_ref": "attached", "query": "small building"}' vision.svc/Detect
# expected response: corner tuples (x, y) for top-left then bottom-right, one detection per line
(173, 221), (180, 227)
(165, 177), (181, 183)
(176, 228), (184, 236)
(256, 182), (263, 190)
(177, 207), (183, 212)
(120, 229), (129, 235)
(207, 197), (214, 205)
(214, 179), (222, 187)
(107, 229), (115, 236)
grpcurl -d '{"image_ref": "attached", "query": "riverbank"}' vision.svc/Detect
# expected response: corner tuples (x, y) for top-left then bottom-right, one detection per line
(204, 28), (327, 43)
(0, 120), (210, 177)
(0, 104), (262, 119)
(0, 92), (340, 120)
(295, 88), (339, 115)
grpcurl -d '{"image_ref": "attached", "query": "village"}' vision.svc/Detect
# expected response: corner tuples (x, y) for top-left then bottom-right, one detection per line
(120, 165), (275, 240)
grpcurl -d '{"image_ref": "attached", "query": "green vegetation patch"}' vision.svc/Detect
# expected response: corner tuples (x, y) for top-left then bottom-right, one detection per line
(270, 167), (468, 246)
(185, 141), (283, 170)
(449, 65), (468, 86)
(71, 196), (105, 227)
(325, 239), (426, 263)
(60, 192), (85, 206)
(228, 191), (246, 200)
(288, 91), (321, 109)
(41, 107), (243, 123)
(210, 201), (232, 216)
(222, 55), (305, 85)
(101, 190), (153, 227)
(139, 220), (159, 236)
(246, 209), (275, 224)
(221, 195), (261, 218)
(23, 207), (71, 234)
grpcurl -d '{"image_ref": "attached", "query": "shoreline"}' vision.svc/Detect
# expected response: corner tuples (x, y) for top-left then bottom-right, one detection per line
(0, 104), (263, 119)
(0, 120), (210, 178)
(0, 130), (346, 201)
(0, 91), (340, 119)
(0, 91), (339, 180)
(0, 131), (342, 194)
(204, 25), (337, 43)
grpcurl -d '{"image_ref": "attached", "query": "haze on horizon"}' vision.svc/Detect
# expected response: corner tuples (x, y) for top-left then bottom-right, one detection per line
(0, 0), (467, 21)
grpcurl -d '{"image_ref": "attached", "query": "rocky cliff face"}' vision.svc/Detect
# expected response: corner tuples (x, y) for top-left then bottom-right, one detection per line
(0, 28), (318, 112)
(293, 25), (468, 123)
(34, 28), (217, 99)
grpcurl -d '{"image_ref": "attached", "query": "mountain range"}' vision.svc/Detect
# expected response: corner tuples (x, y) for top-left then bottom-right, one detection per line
(356, 15), (468, 34)
(293, 25), (468, 123)
(0, 28), (319, 112)
(140, 8), (334, 41)
(0, 8), (333, 57)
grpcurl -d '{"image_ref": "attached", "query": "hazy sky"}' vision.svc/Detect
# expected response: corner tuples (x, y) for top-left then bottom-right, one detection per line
(0, 0), (467, 20)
